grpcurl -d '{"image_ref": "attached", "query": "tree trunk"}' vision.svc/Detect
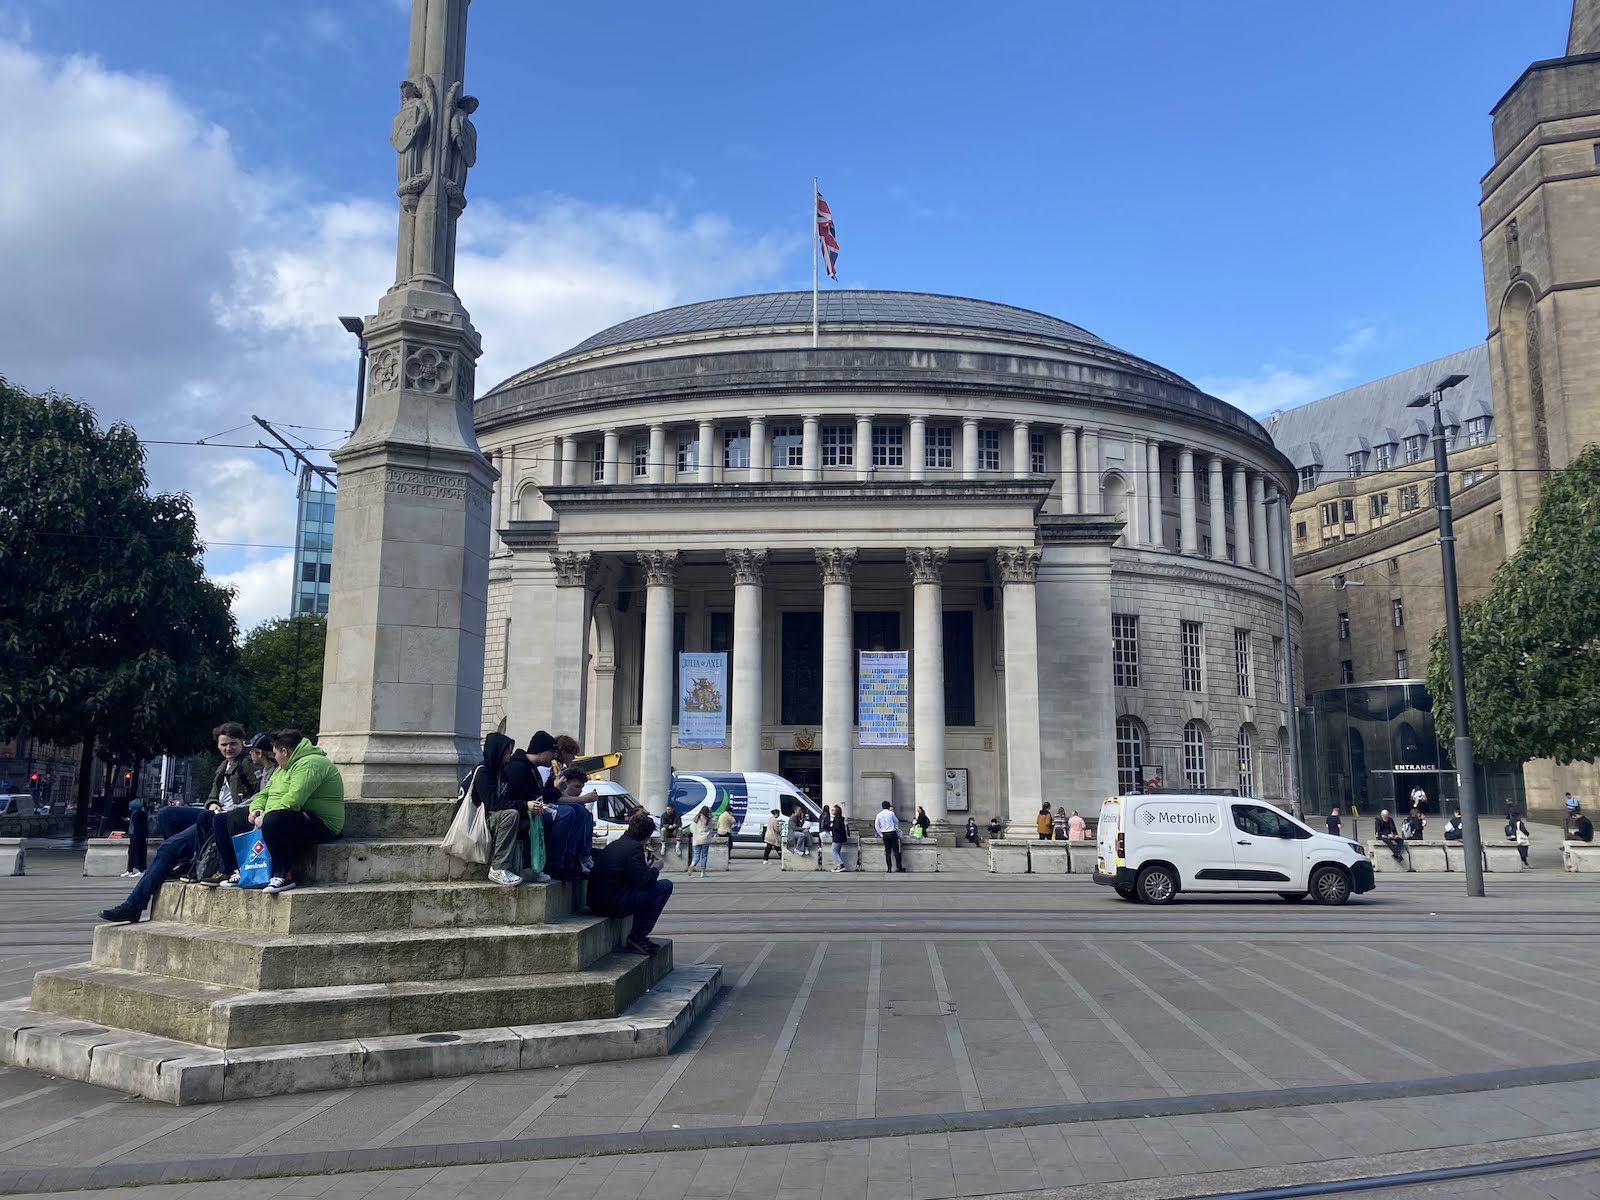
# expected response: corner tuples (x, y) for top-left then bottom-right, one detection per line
(71, 733), (96, 845)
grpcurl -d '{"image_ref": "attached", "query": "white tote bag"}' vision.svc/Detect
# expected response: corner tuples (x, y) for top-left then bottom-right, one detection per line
(441, 767), (491, 864)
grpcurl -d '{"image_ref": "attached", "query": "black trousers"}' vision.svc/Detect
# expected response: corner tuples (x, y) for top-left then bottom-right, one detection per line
(260, 810), (338, 879)
(881, 831), (903, 871)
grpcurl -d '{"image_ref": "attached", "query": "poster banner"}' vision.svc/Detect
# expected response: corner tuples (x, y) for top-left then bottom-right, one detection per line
(858, 650), (910, 746)
(678, 652), (728, 745)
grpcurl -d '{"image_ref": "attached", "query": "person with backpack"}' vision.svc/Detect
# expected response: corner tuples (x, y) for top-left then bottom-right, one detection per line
(1507, 810), (1532, 866)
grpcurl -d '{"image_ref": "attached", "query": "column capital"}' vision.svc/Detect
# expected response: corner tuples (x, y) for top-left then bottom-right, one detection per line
(815, 547), (857, 585)
(637, 549), (682, 587)
(549, 550), (596, 588)
(906, 546), (949, 584)
(1012, 418), (1030, 430)
(961, 415), (979, 428)
(726, 547), (768, 586)
(996, 546), (1042, 585)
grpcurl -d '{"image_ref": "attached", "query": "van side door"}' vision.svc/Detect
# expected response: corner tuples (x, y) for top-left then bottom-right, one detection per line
(1229, 803), (1311, 889)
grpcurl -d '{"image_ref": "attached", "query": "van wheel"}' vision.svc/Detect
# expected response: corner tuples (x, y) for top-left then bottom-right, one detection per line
(1135, 865), (1178, 905)
(1113, 884), (1137, 901)
(1310, 866), (1352, 906)
(1278, 892), (1307, 902)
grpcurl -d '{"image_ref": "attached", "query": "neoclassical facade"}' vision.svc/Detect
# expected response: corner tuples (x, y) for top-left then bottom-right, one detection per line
(473, 292), (1300, 829)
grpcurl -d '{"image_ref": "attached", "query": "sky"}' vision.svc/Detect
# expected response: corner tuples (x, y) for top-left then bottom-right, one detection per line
(0, 0), (1573, 631)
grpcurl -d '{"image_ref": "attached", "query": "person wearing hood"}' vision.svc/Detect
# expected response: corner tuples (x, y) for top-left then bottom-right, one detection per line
(475, 731), (539, 886)
(250, 729), (345, 894)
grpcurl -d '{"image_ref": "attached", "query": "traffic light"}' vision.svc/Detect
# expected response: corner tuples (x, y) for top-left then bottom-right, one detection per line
(122, 771), (133, 787)
(28, 772), (39, 793)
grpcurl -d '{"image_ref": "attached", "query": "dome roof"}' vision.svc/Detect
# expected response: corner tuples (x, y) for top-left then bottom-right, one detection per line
(554, 290), (1115, 359)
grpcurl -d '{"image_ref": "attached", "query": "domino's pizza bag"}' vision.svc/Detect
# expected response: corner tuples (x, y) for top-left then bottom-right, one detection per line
(232, 830), (273, 889)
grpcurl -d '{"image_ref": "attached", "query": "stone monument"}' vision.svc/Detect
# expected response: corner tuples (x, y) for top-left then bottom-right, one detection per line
(0, 0), (718, 1105)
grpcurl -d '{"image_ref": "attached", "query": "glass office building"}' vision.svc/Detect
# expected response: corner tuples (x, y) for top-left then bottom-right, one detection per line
(290, 467), (335, 615)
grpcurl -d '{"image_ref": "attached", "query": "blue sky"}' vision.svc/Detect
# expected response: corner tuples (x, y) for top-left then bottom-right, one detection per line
(0, 0), (1572, 625)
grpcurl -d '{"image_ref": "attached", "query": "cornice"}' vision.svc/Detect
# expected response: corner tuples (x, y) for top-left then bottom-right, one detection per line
(537, 478), (1055, 515)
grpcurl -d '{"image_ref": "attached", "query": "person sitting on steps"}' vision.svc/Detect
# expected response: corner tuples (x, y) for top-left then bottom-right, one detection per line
(587, 812), (673, 956)
(252, 729), (345, 895)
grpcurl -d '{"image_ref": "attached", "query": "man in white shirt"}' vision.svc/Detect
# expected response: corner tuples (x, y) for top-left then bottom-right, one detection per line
(874, 800), (906, 873)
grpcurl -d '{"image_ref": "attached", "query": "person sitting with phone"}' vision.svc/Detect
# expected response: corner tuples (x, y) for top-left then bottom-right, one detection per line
(587, 812), (672, 956)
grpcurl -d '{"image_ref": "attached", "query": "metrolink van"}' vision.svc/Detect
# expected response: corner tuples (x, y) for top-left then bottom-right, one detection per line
(667, 771), (822, 848)
(1093, 793), (1375, 905)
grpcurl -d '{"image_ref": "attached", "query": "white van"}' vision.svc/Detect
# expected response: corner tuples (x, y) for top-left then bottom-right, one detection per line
(667, 771), (822, 849)
(578, 780), (644, 847)
(1093, 793), (1375, 905)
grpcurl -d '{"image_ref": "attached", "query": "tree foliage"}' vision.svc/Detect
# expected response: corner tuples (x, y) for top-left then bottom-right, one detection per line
(238, 614), (326, 737)
(0, 379), (245, 834)
(1428, 446), (1600, 764)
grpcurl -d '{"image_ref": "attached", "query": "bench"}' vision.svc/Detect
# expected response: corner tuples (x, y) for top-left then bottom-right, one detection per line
(1563, 841), (1600, 873)
(0, 838), (23, 876)
(988, 839), (1032, 874)
(1483, 843), (1528, 872)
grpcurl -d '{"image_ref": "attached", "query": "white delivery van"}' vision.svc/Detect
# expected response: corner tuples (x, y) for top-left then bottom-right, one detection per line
(578, 780), (645, 847)
(1093, 793), (1375, 905)
(667, 771), (822, 850)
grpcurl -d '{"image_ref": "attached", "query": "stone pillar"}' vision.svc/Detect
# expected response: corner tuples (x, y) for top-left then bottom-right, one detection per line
(602, 429), (620, 486)
(1081, 429), (1101, 511)
(637, 550), (680, 814)
(1012, 420), (1030, 479)
(855, 415), (873, 482)
(1145, 440), (1164, 547)
(1060, 426), (1080, 515)
(907, 547), (948, 822)
(909, 414), (927, 482)
(560, 437), (577, 486)
(648, 424), (666, 485)
(488, 449), (502, 547)
(728, 548), (767, 772)
(549, 551), (595, 743)
(1231, 463), (1250, 565)
(698, 419), (715, 483)
(1206, 456), (1225, 561)
(817, 548), (856, 817)
(1251, 474), (1270, 571)
(961, 417), (979, 480)
(1267, 487), (1285, 578)
(1127, 436), (1146, 546)
(750, 416), (768, 484)
(997, 547), (1043, 811)
(1179, 448), (1198, 553)
(802, 415), (820, 483)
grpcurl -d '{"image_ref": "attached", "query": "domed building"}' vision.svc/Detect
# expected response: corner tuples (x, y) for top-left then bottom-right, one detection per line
(474, 291), (1299, 830)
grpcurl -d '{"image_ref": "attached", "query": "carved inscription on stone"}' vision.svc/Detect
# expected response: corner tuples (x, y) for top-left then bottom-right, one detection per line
(384, 467), (466, 501)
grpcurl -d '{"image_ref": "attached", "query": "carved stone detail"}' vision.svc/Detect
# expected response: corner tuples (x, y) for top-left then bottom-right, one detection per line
(1505, 217), (1520, 280)
(384, 466), (465, 502)
(726, 548), (768, 586)
(404, 346), (455, 394)
(906, 546), (948, 584)
(369, 347), (402, 394)
(391, 77), (434, 202)
(815, 547), (857, 585)
(1526, 309), (1552, 471)
(996, 546), (1042, 585)
(550, 550), (595, 589)
(638, 550), (682, 587)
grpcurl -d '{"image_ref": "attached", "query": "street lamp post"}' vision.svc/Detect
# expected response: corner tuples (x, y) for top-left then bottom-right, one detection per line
(1408, 373), (1485, 898)
(1264, 492), (1303, 819)
(339, 316), (367, 431)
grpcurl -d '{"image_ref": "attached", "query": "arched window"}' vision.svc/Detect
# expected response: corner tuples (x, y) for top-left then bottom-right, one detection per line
(1115, 717), (1145, 794)
(1237, 725), (1255, 798)
(1183, 720), (1207, 788)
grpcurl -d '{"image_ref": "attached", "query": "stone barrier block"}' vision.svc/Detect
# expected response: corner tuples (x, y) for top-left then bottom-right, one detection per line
(0, 837), (24, 876)
(989, 840), (1031, 874)
(1367, 841), (1411, 872)
(84, 838), (161, 877)
(1066, 842), (1097, 874)
(781, 844), (821, 871)
(1563, 841), (1600, 872)
(1483, 843), (1527, 872)
(1405, 841), (1450, 872)
(901, 839), (938, 872)
(1030, 843), (1068, 873)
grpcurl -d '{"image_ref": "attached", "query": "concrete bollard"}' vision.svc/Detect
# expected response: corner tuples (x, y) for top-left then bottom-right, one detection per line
(1065, 842), (1097, 874)
(1030, 843), (1068, 874)
(0, 837), (24, 876)
(1483, 843), (1528, 872)
(1367, 841), (1412, 872)
(988, 839), (1031, 874)
(1562, 841), (1600, 872)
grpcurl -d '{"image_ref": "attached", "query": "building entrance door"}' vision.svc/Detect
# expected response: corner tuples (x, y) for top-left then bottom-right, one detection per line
(778, 751), (822, 807)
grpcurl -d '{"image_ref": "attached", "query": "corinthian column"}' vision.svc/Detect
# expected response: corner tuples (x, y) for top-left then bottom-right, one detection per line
(728, 548), (768, 772)
(996, 547), (1043, 829)
(907, 547), (948, 823)
(1208, 456), (1226, 561)
(638, 550), (680, 814)
(1146, 439), (1164, 547)
(1178, 448), (1198, 553)
(1232, 463), (1250, 565)
(817, 548), (857, 817)
(1251, 474), (1270, 571)
(549, 550), (595, 743)
(1060, 426), (1080, 515)
(802, 415), (820, 483)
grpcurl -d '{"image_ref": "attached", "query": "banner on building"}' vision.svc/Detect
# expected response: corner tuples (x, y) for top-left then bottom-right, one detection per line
(678, 652), (728, 745)
(857, 650), (910, 746)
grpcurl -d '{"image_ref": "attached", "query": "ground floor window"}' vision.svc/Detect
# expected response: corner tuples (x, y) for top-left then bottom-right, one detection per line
(1115, 717), (1144, 793)
(1237, 725), (1254, 797)
(1183, 720), (1207, 788)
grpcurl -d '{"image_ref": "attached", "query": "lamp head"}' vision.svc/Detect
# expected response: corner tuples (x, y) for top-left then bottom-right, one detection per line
(1406, 393), (1432, 409)
(1436, 373), (1468, 393)
(339, 315), (365, 337)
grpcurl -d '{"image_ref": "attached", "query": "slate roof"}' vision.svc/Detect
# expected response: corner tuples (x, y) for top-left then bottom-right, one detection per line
(1264, 344), (1493, 481)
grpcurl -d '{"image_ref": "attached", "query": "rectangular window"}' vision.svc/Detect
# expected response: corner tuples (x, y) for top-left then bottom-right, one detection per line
(1392, 598), (1404, 628)
(1181, 621), (1203, 693)
(1346, 452), (1364, 478)
(1341, 659), (1355, 684)
(1295, 520), (1307, 541)
(632, 443), (648, 478)
(780, 611), (823, 726)
(723, 426), (750, 470)
(1320, 502), (1338, 527)
(1202, 534), (1213, 557)
(926, 425), (953, 469)
(977, 428), (1001, 471)
(1461, 468), (1484, 488)
(1369, 492), (1390, 518)
(1404, 435), (1425, 464)
(821, 424), (853, 467)
(1465, 416), (1489, 447)
(1375, 445), (1392, 470)
(1171, 457), (1181, 496)
(710, 611), (733, 653)
(318, 562), (332, 583)
(1399, 485), (1420, 512)
(1341, 499), (1355, 523)
(591, 441), (604, 482)
(771, 424), (804, 469)
(677, 435), (699, 475)
(1197, 469), (1211, 503)
(1112, 614), (1140, 688)
(1429, 482), (1438, 504)
(1234, 629), (1251, 697)
(871, 423), (904, 468)
(1338, 611), (1350, 641)
(1298, 466), (1317, 491)
(1395, 649), (1409, 677)
(944, 610), (976, 726)
(852, 611), (902, 723)
(301, 562), (317, 582)
(1029, 431), (1047, 475)
(1272, 636), (1284, 699)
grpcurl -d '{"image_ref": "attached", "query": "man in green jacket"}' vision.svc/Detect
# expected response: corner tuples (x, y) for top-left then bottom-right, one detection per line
(249, 729), (345, 894)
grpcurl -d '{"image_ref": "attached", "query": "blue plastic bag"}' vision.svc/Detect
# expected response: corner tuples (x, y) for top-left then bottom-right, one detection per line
(232, 829), (273, 889)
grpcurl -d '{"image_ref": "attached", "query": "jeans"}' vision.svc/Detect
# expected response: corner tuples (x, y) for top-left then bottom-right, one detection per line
(260, 810), (338, 880)
(488, 808), (528, 876)
(690, 844), (709, 872)
(630, 878), (673, 941)
(881, 831), (903, 871)
(213, 808), (254, 873)
(157, 805), (206, 838)
(121, 824), (200, 912)
(127, 837), (148, 872)
(830, 841), (844, 868)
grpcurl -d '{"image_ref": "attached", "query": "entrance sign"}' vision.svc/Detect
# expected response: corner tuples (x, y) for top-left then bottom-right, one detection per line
(678, 652), (728, 745)
(945, 767), (968, 813)
(858, 651), (910, 746)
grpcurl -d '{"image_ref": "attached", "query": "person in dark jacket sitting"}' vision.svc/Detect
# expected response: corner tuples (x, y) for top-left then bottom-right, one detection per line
(474, 731), (542, 885)
(587, 812), (672, 955)
(1374, 809), (1406, 861)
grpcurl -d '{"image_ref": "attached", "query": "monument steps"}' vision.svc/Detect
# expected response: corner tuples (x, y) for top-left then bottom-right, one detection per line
(304, 837), (487, 884)
(342, 797), (457, 839)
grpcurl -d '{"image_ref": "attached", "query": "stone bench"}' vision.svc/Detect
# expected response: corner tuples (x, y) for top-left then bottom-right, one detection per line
(989, 839), (1032, 874)
(1065, 842), (1097, 874)
(1563, 841), (1600, 873)
(862, 836), (937, 872)
(1030, 843), (1068, 873)
(1482, 843), (1528, 872)
(0, 837), (24, 876)
(1367, 840), (1450, 872)
(84, 838), (162, 877)
(781, 840), (861, 871)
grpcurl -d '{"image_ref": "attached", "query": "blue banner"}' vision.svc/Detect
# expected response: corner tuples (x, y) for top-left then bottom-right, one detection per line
(858, 650), (910, 747)
(678, 652), (728, 745)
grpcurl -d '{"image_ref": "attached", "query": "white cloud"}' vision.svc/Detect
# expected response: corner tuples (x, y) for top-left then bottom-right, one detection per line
(1198, 325), (1391, 418)
(212, 554), (294, 635)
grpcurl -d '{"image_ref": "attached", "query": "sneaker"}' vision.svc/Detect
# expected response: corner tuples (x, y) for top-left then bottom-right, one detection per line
(262, 876), (297, 894)
(120, 870), (140, 878)
(832, 866), (847, 873)
(99, 905), (141, 924)
(625, 936), (657, 956)
(198, 873), (227, 888)
(487, 868), (521, 886)
(218, 872), (240, 889)
(520, 871), (550, 884)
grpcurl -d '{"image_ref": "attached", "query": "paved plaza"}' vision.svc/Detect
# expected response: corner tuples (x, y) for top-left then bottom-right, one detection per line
(3, 841), (1599, 1198)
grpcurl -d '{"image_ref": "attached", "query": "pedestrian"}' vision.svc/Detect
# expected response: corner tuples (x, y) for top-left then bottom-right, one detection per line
(1507, 809), (1531, 865)
(1052, 806), (1068, 840)
(474, 731), (534, 886)
(875, 800), (905, 872)
(914, 805), (931, 838)
(689, 806), (714, 876)
(1409, 784), (1428, 814)
(251, 729), (345, 894)
(1067, 810), (1087, 841)
(817, 804), (833, 844)
(763, 808), (782, 862)
(124, 798), (148, 877)
(1326, 806), (1342, 837)
(1443, 808), (1465, 842)
(1403, 806), (1426, 842)
(660, 805), (682, 862)
(964, 817), (981, 847)
(1567, 797), (1594, 844)
(587, 812), (672, 956)
(515, 731), (585, 881)
(716, 804), (736, 859)
(1374, 809), (1405, 862)
(791, 807), (810, 855)
(1035, 803), (1053, 841)
(830, 804), (848, 871)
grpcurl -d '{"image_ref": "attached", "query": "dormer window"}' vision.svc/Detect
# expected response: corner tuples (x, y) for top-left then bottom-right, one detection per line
(1297, 465), (1317, 491)
(1374, 444), (1392, 471)
(1465, 416), (1490, 447)
(1403, 435), (1425, 464)
(1346, 452), (1364, 478)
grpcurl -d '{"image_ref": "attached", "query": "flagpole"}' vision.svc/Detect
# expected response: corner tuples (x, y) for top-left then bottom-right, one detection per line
(812, 176), (819, 348)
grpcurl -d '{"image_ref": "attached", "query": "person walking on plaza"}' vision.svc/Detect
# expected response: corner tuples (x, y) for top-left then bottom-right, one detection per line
(1067, 809), (1087, 841)
(1035, 803), (1053, 841)
(1507, 810), (1531, 865)
(1374, 809), (1405, 862)
(252, 729), (345, 894)
(1566, 796), (1594, 843)
(876, 800), (905, 872)
(689, 806), (715, 876)
(124, 798), (148, 877)
(1052, 806), (1068, 840)
(763, 808), (782, 862)
(829, 804), (849, 870)
(1326, 806), (1342, 837)
(914, 805), (931, 838)
(587, 812), (672, 956)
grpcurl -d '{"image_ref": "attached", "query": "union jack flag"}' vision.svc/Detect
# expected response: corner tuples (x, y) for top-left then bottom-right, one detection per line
(816, 191), (840, 279)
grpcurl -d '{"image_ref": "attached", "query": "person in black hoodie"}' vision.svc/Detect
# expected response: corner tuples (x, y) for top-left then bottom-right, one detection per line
(474, 732), (539, 885)
(588, 812), (671, 955)
(509, 730), (593, 880)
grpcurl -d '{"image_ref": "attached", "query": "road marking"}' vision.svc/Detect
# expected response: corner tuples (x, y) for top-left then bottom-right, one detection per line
(497, 1068), (587, 1141)
(0, 1101), (120, 1155)
(740, 943), (826, 1125)
(927, 943), (983, 1111)
(857, 940), (881, 1118)
(692, 943), (720, 964)
(81, 1107), (218, 1167)
(1363, 945), (1585, 1019)
(1134, 942), (1363, 1083)
(363, 1077), (475, 1148)
(1467, 948), (1600, 1007)
(980, 943), (1087, 1103)
(1030, 941), (1181, 1096)
(231, 1090), (351, 1157)
(1192, 945), (1442, 1074)
(0, 1084), (60, 1112)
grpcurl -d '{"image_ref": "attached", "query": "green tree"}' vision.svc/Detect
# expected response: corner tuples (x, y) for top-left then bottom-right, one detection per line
(238, 614), (326, 736)
(1428, 445), (1600, 765)
(0, 378), (245, 839)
